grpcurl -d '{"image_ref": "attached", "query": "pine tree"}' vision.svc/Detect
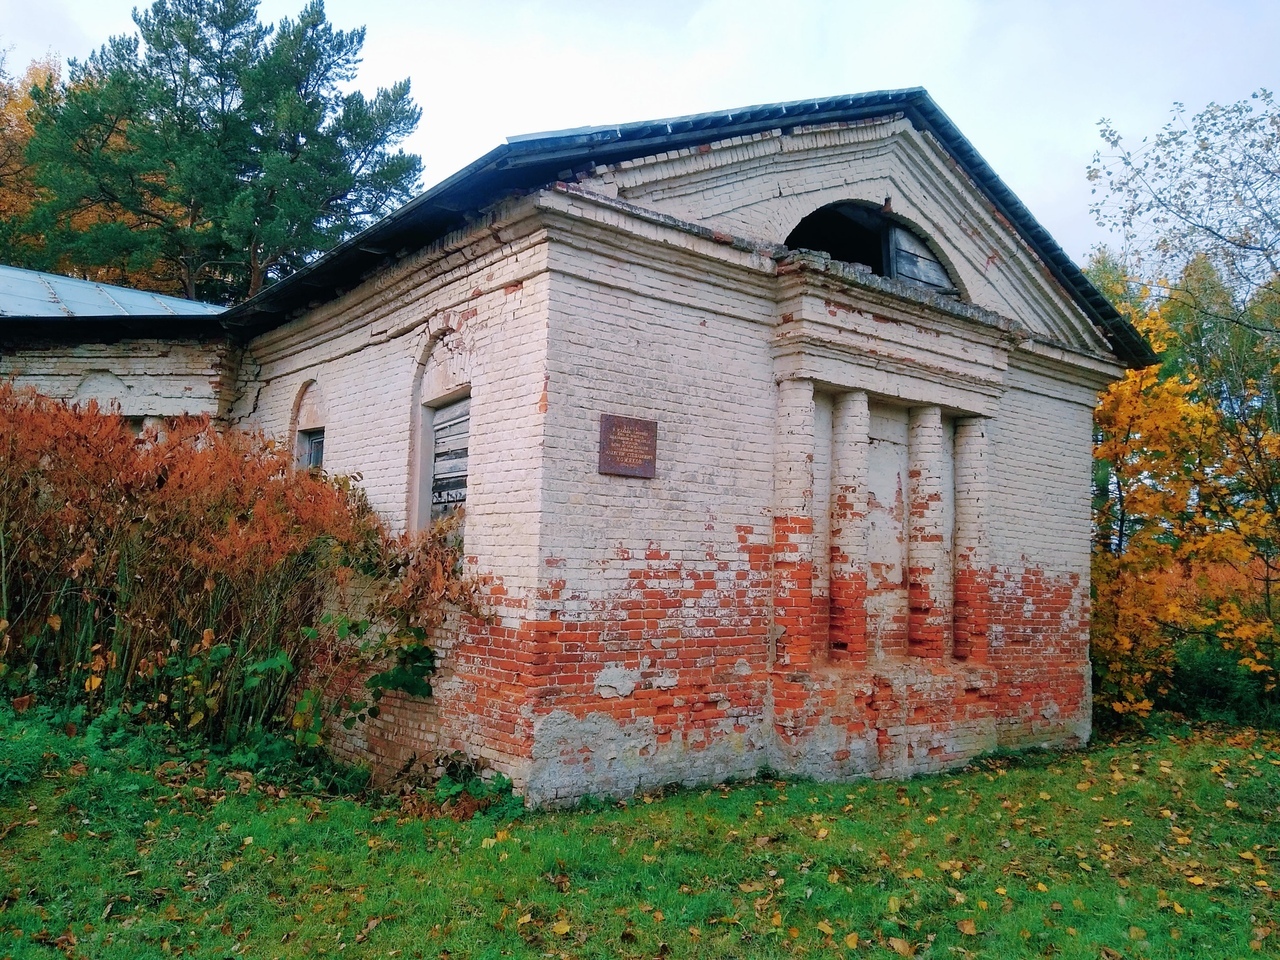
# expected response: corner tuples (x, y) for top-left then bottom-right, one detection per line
(8, 0), (421, 302)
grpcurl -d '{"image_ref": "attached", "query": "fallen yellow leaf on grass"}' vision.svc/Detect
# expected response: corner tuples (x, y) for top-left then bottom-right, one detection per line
(1225, 800), (1239, 809)
(816, 920), (833, 935)
(1038, 792), (1051, 801)
(1187, 876), (1206, 886)
(517, 913), (532, 926)
(652, 911), (664, 922)
(957, 919), (977, 935)
(1036, 882), (1048, 893)
(888, 936), (915, 956)
(844, 932), (859, 948)
(552, 919), (571, 936)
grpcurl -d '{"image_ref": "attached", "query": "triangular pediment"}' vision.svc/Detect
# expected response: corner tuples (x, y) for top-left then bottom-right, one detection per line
(574, 116), (1111, 359)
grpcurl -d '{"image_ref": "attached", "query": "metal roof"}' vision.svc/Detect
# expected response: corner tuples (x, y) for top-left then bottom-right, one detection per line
(221, 89), (1151, 367)
(0, 264), (223, 320)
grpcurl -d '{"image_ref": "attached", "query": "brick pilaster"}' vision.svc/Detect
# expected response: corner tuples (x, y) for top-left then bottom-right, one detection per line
(773, 378), (816, 668)
(907, 406), (950, 658)
(829, 390), (870, 663)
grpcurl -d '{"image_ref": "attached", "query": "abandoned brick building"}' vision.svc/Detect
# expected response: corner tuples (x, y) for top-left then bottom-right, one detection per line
(2, 89), (1154, 804)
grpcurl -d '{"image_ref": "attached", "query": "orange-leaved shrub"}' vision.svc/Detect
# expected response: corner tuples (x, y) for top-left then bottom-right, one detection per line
(0, 383), (477, 745)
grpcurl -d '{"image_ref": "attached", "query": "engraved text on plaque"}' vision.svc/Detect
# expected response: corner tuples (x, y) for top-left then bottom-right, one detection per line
(598, 414), (657, 478)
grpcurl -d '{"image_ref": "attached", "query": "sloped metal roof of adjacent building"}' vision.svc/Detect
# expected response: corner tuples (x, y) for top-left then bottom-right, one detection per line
(223, 88), (1155, 367)
(0, 264), (223, 320)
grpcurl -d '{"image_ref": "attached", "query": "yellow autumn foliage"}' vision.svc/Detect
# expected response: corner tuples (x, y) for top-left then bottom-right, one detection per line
(0, 55), (58, 222)
(1093, 285), (1280, 718)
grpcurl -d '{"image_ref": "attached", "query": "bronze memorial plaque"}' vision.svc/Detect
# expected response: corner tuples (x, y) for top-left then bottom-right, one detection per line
(598, 414), (657, 478)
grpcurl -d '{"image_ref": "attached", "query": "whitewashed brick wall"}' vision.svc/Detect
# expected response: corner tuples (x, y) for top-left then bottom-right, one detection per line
(235, 214), (552, 596)
(0, 339), (232, 417)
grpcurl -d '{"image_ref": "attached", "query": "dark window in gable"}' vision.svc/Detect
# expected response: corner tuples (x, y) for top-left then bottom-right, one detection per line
(785, 202), (955, 294)
(785, 204), (886, 275)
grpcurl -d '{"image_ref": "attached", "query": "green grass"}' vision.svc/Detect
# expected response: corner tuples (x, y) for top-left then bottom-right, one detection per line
(1, 715), (1278, 959)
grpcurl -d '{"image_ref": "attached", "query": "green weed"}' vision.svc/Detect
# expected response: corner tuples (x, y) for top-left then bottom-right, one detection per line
(1, 715), (1277, 958)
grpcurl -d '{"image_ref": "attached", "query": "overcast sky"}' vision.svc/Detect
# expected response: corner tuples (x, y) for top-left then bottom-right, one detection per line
(1, 0), (1277, 264)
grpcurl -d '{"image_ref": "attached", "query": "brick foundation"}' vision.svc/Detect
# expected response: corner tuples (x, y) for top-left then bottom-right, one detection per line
(324, 559), (1088, 804)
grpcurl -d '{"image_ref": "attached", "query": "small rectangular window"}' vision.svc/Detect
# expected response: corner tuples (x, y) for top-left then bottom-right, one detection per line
(298, 428), (325, 469)
(430, 396), (469, 519)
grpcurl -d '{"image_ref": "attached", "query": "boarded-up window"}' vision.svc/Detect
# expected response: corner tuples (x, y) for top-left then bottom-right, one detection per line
(890, 227), (951, 290)
(430, 396), (469, 519)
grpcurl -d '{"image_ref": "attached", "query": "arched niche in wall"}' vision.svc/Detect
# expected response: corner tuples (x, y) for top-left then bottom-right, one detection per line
(74, 370), (132, 410)
(292, 380), (327, 469)
(409, 333), (473, 530)
(74, 370), (154, 434)
(785, 201), (963, 297)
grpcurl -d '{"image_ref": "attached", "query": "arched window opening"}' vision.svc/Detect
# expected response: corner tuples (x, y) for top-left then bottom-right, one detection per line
(785, 203), (955, 294)
(294, 381), (327, 469)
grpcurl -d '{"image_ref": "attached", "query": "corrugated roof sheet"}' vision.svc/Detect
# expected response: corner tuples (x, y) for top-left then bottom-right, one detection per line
(0, 264), (223, 319)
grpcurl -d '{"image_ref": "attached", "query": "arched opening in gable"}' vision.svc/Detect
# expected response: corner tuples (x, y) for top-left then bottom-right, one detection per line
(785, 202), (957, 295)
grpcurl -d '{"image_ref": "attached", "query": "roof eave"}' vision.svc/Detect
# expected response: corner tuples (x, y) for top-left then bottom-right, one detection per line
(221, 88), (1156, 368)
(1, 315), (230, 341)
